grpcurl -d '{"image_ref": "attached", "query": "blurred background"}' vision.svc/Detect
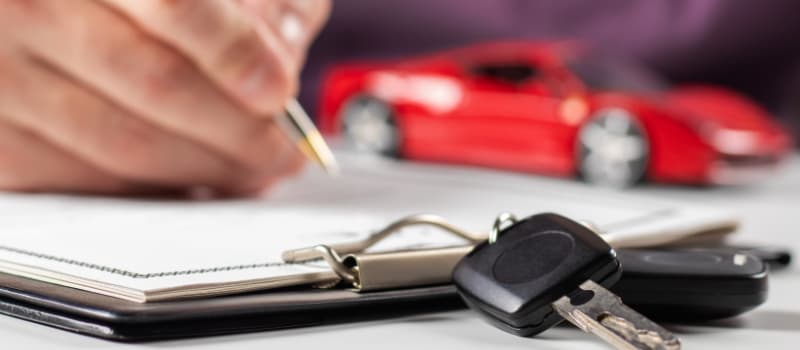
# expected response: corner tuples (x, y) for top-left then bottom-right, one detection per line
(299, 0), (800, 139)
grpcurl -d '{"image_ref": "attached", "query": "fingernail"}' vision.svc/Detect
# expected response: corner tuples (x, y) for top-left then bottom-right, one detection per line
(279, 11), (306, 45)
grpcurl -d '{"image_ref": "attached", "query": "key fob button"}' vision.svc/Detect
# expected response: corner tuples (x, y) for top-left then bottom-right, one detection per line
(492, 232), (574, 284)
(643, 250), (723, 266)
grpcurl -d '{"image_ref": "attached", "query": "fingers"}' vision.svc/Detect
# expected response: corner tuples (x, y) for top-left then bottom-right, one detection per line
(101, 0), (329, 114)
(0, 118), (128, 194)
(11, 0), (302, 175)
(0, 53), (252, 190)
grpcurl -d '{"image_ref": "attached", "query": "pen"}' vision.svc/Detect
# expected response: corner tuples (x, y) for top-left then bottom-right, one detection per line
(279, 99), (339, 175)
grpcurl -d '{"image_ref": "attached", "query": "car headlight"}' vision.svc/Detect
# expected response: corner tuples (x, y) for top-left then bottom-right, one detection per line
(710, 129), (760, 155)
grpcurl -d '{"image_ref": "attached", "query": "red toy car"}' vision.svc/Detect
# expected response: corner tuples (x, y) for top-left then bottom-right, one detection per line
(318, 42), (793, 186)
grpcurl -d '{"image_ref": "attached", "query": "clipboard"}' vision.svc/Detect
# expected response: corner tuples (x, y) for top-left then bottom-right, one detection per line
(0, 211), (737, 342)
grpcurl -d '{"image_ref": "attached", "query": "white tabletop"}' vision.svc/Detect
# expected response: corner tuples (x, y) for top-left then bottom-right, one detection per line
(2, 155), (799, 350)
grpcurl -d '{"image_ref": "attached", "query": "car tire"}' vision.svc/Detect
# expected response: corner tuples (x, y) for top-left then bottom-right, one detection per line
(577, 108), (649, 187)
(340, 95), (401, 157)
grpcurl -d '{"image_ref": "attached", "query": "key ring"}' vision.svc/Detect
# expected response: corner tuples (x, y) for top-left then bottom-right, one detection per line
(489, 212), (518, 244)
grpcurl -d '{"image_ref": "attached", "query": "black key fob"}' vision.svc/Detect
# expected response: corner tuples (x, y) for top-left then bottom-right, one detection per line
(613, 248), (769, 321)
(452, 213), (622, 337)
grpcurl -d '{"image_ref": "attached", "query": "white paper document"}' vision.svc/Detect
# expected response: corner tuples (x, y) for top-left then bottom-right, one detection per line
(0, 153), (737, 302)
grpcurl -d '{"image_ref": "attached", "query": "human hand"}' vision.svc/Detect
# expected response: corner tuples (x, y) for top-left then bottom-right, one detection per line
(0, 0), (330, 196)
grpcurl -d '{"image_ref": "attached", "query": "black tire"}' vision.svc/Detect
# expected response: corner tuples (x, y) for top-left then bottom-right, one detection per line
(577, 108), (649, 187)
(340, 96), (401, 157)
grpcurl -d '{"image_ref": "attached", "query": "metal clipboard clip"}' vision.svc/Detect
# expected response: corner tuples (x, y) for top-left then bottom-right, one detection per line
(282, 214), (485, 291)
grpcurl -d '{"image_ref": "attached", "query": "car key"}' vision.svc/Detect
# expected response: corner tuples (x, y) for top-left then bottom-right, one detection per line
(453, 213), (681, 350)
(613, 248), (769, 321)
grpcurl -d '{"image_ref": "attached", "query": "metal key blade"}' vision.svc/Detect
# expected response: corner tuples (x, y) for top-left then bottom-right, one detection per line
(552, 280), (681, 350)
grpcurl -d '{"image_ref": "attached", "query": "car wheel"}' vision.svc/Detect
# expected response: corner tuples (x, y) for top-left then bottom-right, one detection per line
(577, 108), (649, 187)
(341, 96), (401, 157)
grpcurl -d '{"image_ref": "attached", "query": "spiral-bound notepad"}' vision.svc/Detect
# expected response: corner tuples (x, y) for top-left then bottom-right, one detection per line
(0, 153), (737, 303)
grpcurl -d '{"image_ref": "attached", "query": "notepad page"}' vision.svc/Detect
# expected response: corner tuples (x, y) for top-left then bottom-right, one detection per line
(0, 152), (736, 301)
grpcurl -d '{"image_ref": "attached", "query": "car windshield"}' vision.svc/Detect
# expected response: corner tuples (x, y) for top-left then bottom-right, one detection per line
(471, 63), (537, 84)
(566, 56), (669, 93)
